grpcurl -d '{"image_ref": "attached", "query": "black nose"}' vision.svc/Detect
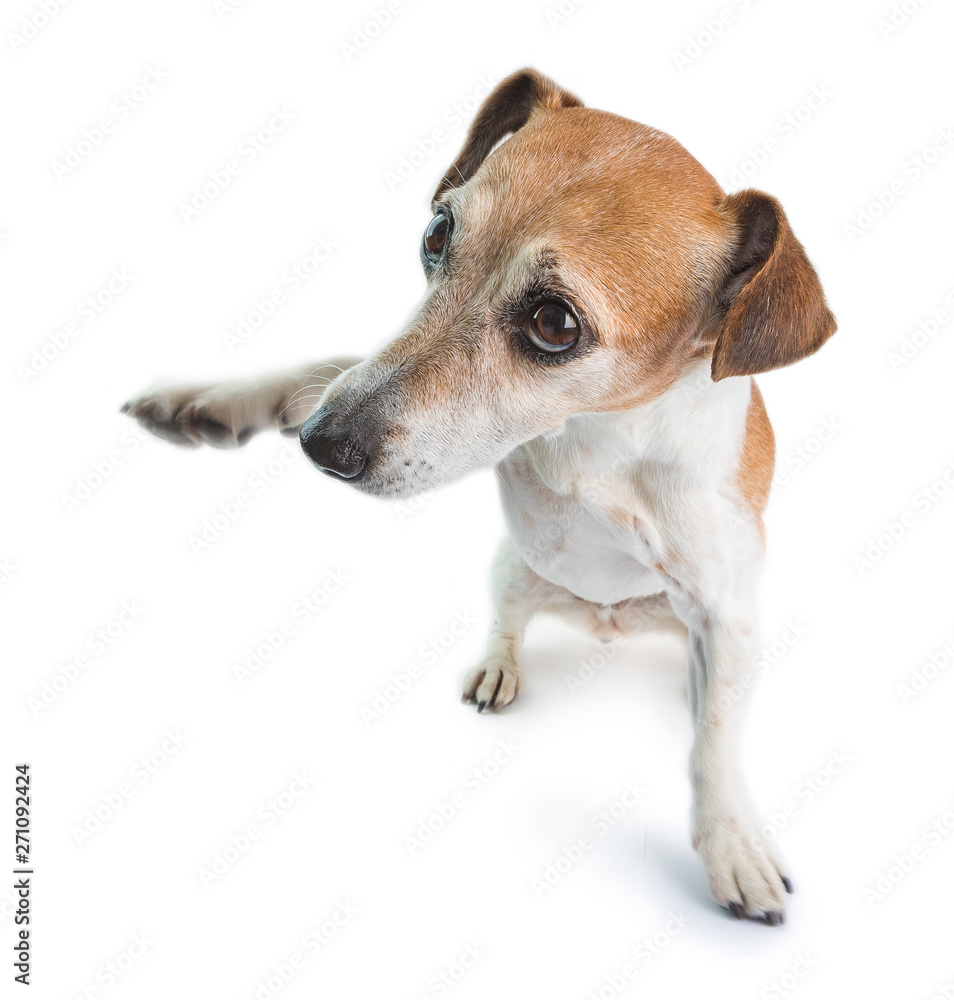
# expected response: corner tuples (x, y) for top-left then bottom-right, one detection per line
(299, 410), (369, 480)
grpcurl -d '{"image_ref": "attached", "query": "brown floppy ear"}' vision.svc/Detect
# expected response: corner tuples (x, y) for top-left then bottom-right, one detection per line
(433, 68), (582, 199)
(711, 189), (836, 381)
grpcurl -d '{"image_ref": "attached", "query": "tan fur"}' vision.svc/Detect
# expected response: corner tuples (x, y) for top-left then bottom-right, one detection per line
(433, 105), (732, 412)
(736, 380), (776, 532)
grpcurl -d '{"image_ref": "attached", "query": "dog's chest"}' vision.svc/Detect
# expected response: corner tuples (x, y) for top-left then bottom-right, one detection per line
(494, 370), (754, 607)
(497, 441), (667, 606)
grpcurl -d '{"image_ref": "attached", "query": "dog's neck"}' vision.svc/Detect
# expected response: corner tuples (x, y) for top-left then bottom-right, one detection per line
(510, 358), (753, 496)
(495, 359), (756, 606)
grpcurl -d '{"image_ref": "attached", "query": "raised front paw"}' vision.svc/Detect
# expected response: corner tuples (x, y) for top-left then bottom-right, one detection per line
(693, 815), (793, 925)
(121, 384), (258, 448)
(461, 656), (522, 713)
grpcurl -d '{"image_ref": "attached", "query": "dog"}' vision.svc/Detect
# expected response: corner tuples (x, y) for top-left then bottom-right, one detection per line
(123, 69), (835, 924)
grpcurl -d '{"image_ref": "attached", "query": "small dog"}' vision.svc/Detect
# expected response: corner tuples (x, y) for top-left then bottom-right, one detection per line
(124, 69), (835, 924)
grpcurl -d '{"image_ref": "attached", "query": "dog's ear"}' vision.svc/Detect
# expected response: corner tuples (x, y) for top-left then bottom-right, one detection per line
(433, 68), (582, 199)
(710, 189), (836, 381)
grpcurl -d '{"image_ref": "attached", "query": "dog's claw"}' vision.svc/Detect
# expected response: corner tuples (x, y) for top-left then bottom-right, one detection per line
(763, 910), (783, 926)
(728, 902), (745, 920)
(781, 876), (794, 894)
(462, 657), (520, 713)
(192, 416), (231, 443)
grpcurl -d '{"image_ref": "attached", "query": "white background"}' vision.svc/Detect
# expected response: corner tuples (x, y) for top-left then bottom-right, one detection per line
(3, 0), (954, 997)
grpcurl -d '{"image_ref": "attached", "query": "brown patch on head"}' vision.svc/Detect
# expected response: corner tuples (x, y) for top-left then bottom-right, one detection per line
(430, 99), (734, 411)
(736, 380), (775, 537)
(431, 70), (835, 401)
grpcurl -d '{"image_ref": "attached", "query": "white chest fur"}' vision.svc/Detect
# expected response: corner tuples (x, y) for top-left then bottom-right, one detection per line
(496, 362), (755, 606)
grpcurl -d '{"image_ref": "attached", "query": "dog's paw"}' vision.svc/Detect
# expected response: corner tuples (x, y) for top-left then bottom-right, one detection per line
(121, 384), (257, 449)
(461, 656), (522, 713)
(693, 815), (792, 925)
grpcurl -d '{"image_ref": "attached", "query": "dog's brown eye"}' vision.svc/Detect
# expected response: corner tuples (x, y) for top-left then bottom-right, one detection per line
(423, 213), (449, 261)
(527, 303), (580, 352)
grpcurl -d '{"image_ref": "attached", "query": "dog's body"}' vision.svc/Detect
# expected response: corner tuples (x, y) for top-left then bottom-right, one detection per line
(124, 70), (834, 925)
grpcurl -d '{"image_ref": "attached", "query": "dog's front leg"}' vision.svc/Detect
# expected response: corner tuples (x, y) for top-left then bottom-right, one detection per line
(674, 591), (792, 924)
(122, 357), (361, 448)
(462, 539), (545, 713)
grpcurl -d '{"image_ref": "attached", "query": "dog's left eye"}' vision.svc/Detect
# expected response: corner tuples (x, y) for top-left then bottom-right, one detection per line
(423, 213), (449, 262)
(526, 302), (580, 353)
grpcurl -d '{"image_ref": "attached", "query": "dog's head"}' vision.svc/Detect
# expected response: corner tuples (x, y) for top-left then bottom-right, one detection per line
(301, 69), (835, 497)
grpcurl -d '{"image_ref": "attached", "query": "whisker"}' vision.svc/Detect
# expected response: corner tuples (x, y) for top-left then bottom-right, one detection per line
(284, 378), (338, 408)
(282, 392), (332, 407)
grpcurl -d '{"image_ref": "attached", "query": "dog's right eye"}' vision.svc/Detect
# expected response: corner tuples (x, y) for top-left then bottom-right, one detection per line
(423, 213), (449, 262)
(526, 302), (580, 353)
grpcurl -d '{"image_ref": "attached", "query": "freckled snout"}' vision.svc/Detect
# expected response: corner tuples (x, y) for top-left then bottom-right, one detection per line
(299, 408), (370, 481)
